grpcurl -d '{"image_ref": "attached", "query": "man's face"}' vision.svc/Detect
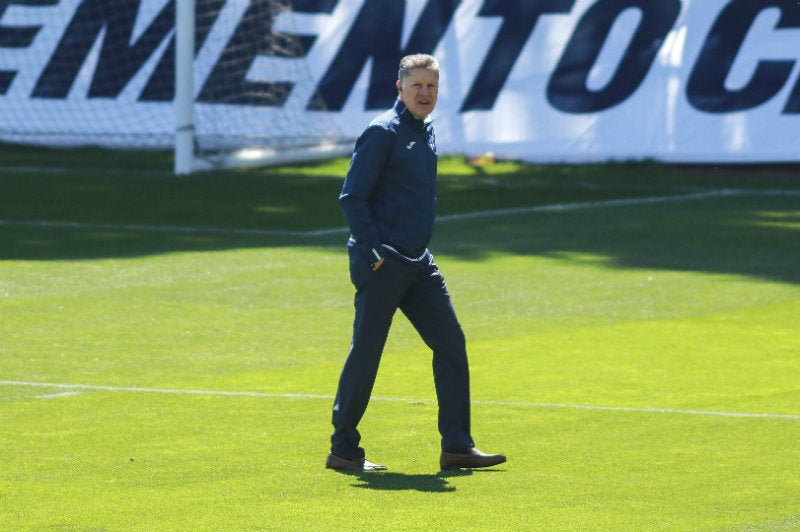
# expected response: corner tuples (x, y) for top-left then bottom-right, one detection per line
(397, 67), (439, 120)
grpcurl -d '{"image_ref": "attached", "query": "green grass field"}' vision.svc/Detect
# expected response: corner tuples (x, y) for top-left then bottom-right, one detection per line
(2, 145), (799, 530)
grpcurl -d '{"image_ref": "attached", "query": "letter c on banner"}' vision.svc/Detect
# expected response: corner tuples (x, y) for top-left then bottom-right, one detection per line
(687, 0), (800, 113)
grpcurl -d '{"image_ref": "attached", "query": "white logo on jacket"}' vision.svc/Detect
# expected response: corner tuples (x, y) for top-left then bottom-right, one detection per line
(406, 141), (416, 150)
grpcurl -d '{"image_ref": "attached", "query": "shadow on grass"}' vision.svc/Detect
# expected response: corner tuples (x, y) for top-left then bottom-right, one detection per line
(432, 191), (800, 285)
(340, 469), (480, 492)
(2, 152), (799, 285)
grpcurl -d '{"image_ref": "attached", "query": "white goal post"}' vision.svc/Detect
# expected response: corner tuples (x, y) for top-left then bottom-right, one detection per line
(174, 0), (195, 175)
(173, 0), (352, 175)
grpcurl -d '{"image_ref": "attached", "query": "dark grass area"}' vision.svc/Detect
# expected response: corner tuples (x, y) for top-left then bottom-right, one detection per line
(2, 143), (798, 272)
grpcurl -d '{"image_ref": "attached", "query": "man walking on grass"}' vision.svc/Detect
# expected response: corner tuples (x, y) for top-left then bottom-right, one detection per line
(326, 54), (506, 472)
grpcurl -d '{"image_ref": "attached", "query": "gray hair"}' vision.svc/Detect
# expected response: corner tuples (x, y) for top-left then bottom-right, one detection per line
(398, 54), (439, 82)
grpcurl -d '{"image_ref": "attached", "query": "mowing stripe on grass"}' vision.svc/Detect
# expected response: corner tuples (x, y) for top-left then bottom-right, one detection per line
(2, 189), (797, 238)
(3, 380), (799, 421)
(36, 391), (84, 399)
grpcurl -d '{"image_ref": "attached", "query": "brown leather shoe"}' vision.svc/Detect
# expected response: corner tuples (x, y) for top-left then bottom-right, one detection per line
(326, 453), (387, 471)
(440, 448), (506, 470)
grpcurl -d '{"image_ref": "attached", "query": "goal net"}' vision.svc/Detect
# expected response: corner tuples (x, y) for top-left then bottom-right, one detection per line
(0, 0), (352, 174)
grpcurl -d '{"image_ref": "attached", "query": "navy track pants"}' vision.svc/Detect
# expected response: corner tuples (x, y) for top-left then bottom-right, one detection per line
(330, 248), (475, 459)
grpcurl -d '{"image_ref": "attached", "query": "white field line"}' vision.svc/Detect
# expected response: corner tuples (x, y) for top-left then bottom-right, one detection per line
(0, 165), (175, 177)
(1, 188), (798, 238)
(0, 218), (332, 238)
(36, 391), (84, 399)
(2, 380), (799, 421)
(436, 189), (738, 223)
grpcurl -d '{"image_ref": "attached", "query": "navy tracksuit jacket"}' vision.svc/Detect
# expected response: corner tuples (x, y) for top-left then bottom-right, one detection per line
(339, 99), (438, 262)
(331, 99), (475, 459)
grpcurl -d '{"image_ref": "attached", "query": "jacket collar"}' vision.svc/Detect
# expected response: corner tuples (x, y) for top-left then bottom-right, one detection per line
(394, 98), (431, 131)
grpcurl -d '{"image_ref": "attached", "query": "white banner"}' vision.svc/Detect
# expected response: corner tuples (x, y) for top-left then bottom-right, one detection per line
(2, 0), (800, 162)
